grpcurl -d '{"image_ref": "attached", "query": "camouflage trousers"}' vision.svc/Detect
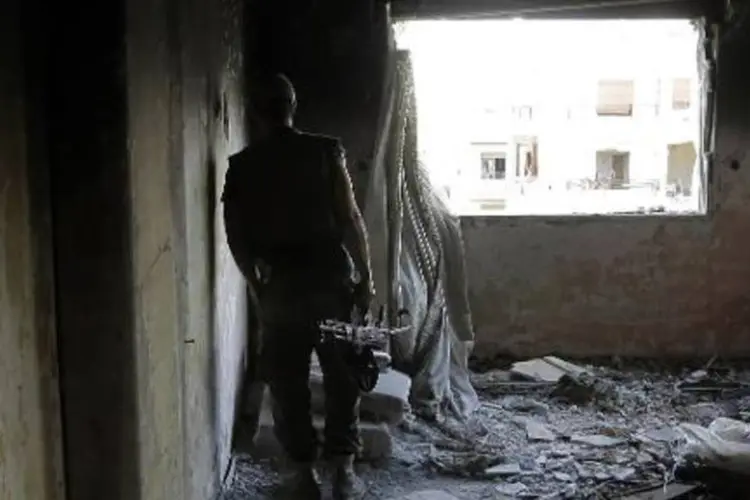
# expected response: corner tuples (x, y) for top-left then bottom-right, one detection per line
(257, 271), (362, 463)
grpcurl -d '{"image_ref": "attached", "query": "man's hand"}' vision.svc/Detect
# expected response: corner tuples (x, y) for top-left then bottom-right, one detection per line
(353, 276), (375, 314)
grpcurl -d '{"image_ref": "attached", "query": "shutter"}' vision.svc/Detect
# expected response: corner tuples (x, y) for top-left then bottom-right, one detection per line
(596, 80), (634, 116)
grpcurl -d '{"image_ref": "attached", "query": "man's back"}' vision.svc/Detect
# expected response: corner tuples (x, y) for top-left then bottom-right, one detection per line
(223, 127), (345, 269)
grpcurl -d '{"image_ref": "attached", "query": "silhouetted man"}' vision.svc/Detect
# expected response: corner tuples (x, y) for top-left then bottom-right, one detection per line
(222, 73), (373, 500)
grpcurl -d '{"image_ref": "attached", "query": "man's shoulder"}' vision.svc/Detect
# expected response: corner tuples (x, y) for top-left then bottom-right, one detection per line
(295, 130), (341, 150)
(228, 147), (253, 168)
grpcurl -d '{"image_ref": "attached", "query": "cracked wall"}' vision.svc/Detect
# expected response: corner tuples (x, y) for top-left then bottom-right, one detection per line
(46, 0), (247, 498)
(126, 0), (247, 496)
(462, 28), (750, 359)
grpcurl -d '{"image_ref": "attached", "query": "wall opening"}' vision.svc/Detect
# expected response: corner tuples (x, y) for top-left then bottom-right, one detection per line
(397, 19), (707, 216)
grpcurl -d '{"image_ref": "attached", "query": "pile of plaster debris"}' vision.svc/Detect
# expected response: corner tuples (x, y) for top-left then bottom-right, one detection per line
(391, 356), (750, 499)
(223, 357), (750, 499)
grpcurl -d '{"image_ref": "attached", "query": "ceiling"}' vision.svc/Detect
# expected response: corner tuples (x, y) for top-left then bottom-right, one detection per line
(390, 0), (720, 20)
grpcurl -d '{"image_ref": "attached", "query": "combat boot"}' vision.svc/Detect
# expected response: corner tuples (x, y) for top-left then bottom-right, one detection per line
(331, 455), (366, 500)
(275, 463), (322, 500)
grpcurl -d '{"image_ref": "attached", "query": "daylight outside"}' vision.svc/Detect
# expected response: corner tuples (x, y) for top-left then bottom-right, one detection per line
(396, 19), (703, 216)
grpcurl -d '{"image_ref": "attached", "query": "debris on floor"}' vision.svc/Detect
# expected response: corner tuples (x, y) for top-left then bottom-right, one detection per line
(248, 354), (412, 463)
(510, 356), (590, 383)
(252, 385), (396, 462)
(222, 358), (750, 499)
(617, 482), (697, 500)
(310, 353), (412, 426)
(390, 358), (750, 498)
(386, 490), (461, 500)
(678, 416), (750, 474)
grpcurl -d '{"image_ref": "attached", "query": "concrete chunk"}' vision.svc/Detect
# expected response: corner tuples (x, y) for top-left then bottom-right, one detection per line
(641, 426), (681, 443)
(525, 419), (557, 442)
(618, 483), (697, 499)
(570, 434), (626, 448)
(310, 353), (411, 425)
(485, 462), (522, 477)
(495, 482), (529, 497)
(253, 387), (392, 461)
(389, 491), (461, 500)
(511, 356), (588, 383)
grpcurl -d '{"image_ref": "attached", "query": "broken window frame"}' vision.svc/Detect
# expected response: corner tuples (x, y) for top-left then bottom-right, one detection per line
(480, 151), (508, 180)
(696, 17), (718, 215)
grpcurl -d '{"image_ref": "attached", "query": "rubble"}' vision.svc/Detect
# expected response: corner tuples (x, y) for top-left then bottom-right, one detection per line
(570, 433), (627, 447)
(386, 358), (750, 498)
(252, 385), (394, 461)
(495, 481), (529, 497)
(223, 357), (750, 499)
(485, 462), (521, 477)
(640, 426), (681, 444)
(521, 418), (557, 441)
(310, 353), (412, 425)
(510, 356), (589, 383)
(387, 491), (461, 500)
(470, 369), (512, 389)
(618, 483), (697, 499)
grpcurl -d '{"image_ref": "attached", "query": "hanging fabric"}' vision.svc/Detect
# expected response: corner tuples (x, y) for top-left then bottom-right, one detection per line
(363, 39), (479, 420)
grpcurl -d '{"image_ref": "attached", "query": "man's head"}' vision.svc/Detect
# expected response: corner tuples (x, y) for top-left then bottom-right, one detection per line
(251, 73), (297, 127)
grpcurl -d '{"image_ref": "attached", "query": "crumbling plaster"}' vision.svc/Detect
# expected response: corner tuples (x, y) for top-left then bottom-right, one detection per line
(462, 30), (750, 359)
(47, 0), (247, 498)
(125, 0), (247, 495)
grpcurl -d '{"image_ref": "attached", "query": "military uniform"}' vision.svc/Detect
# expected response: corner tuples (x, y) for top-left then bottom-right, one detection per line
(222, 126), (362, 464)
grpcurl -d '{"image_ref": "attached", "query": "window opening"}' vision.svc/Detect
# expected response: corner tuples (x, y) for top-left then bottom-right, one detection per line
(596, 150), (630, 188)
(397, 19), (706, 216)
(596, 80), (634, 117)
(672, 77), (692, 110)
(480, 151), (507, 180)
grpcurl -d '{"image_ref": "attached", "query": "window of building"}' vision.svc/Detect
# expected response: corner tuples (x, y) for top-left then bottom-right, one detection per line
(667, 142), (697, 195)
(596, 79), (634, 116)
(512, 105), (533, 120)
(595, 150), (630, 188)
(672, 78), (691, 110)
(516, 142), (539, 178)
(480, 152), (507, 180)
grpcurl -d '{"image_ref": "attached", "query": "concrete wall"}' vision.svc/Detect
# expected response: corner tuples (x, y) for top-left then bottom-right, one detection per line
(128, 0), (248, 495)
(48, 0), (246, 499)
(462, 29), (750, 359)
(0, 2), (66, 499)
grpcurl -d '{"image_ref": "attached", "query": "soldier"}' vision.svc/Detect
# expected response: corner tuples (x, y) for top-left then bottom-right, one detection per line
(222, 73), (374, 500)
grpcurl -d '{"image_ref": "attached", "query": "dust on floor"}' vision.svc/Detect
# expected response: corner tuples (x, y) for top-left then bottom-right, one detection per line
(220, 362), (750, 499)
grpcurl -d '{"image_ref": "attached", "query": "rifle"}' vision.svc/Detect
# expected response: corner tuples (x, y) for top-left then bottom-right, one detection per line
(318, 307), (411, 392)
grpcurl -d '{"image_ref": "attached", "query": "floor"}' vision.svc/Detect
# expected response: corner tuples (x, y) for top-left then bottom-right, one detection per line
(220, 360), (750, 499)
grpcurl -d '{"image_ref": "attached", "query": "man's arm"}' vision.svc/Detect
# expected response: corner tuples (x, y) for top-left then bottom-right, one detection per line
(222, 155), (258, 283)
(330, 140), (373, 296)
